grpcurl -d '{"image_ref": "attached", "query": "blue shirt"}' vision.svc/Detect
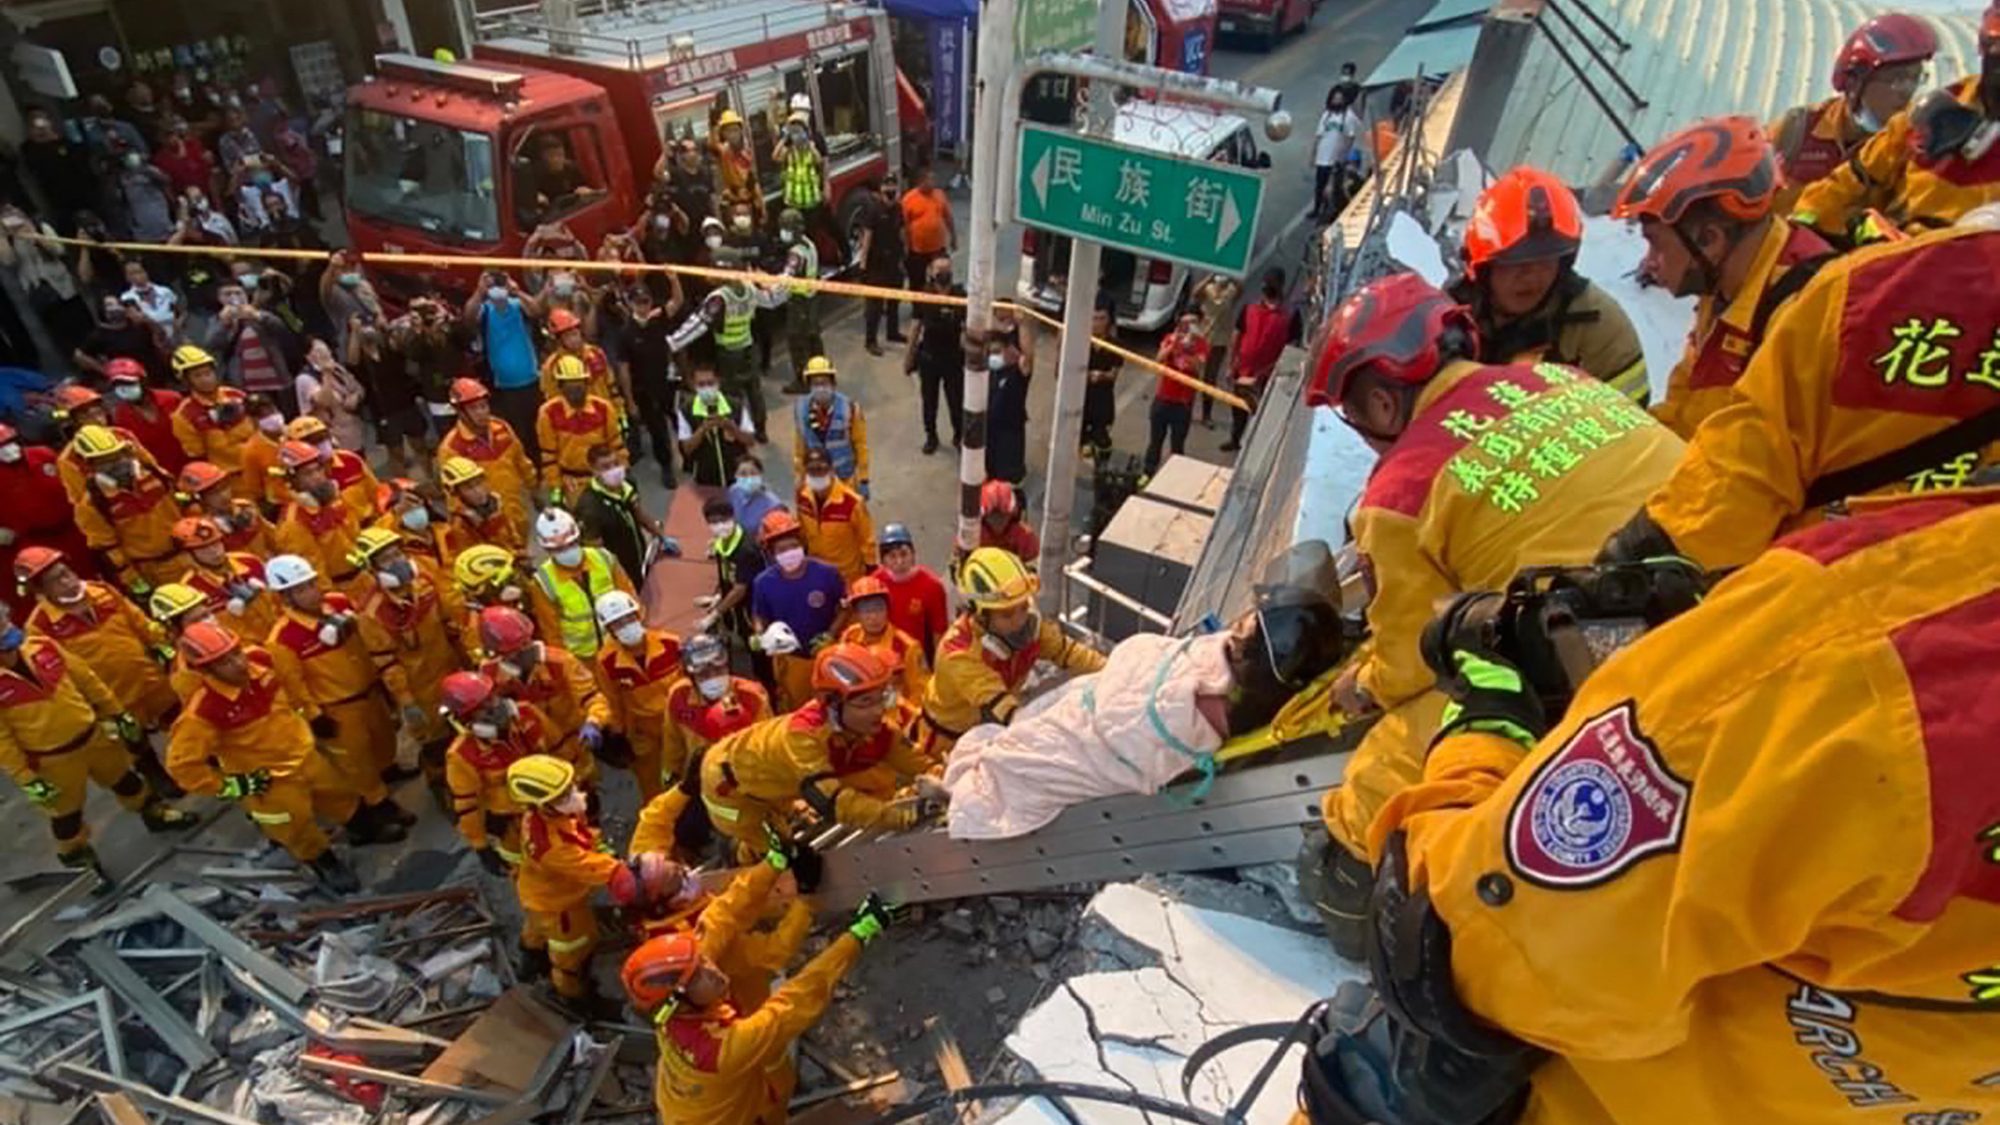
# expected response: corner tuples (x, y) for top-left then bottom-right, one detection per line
(731, 482), (783, 537)
(751, 559), (845, 643)
(480, 298), (539, 390)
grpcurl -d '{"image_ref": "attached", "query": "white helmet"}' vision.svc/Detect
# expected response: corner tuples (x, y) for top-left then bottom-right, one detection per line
(789, 92), (811, 114)
(594, 589), (642, 629)
(535, 508), (580, 551)
(264, 554), (318, 592)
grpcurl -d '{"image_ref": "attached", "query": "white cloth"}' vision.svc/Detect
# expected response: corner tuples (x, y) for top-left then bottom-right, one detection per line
(1314, 108), (1359, 168)
(944, 632), (1234, 840)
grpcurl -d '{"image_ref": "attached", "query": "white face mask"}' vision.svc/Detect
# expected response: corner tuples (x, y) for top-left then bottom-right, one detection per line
(114, 383), (144, 402)
(705, 234), (723, 250)
(988, 354), (1005, 371)
(697, 386), (721, 403)
(0, 443), (20, 464)
(257, 414), (284, 436)
(598, 465), (626, 489)
(775, 546), (806, 571)
(708, 521), (735, 539)
(554, 546), (584, 568)
(613, 621), (646, 647)
(806, 473), (832, 493)
(696, 674), (730, 701)
(779, 230), (796, 244)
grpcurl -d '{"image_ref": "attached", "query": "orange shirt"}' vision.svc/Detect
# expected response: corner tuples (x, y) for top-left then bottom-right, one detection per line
(900, 188), (952, 255)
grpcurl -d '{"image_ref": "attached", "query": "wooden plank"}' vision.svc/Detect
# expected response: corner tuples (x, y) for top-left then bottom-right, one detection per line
(92, 1093), (147, 1125)
(924, 1018), (978, 1124)
(296, 1056), (514, 1106)
(419, 989), (568, 1092)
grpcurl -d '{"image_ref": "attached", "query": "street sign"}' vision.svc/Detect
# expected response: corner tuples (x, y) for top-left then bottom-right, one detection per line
(1015, 123), (1267, 277)
(1015, 0), (1095, 57)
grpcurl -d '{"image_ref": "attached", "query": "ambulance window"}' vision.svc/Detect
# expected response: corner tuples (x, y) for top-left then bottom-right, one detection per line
(655, 93), (716, 149)
(512, 125), (608, 226)
(815, 51), (874, 159)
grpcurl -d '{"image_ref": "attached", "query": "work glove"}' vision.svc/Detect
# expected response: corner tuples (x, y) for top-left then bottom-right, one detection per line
(216, 769), (272, 801)
(316, 613), (358, 647)
(478, 847), (511, 877)
(692, 594), (720, 610)
(110, 712), (143, 744)
(400, 704), (429, 730)
(148, 644), (175, 668)
(808, 632), (832, 654)
(19, 778), (59, 807)
(753, 621), (799, 656)
(912, 775), (951, 823)
(309, 714), (341, 741)
(125, 574), (154, 600)
(762, 822), (823, 891)
(607, 861), (641, 905)
(848, 891), (895, 945)
(1433, 650), (1547, 751)
(578, 720), (604, 752)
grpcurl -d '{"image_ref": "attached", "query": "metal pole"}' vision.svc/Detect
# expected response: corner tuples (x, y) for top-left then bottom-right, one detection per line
(1032, 0), (1126, 599)
(956, 0), (1016, 555)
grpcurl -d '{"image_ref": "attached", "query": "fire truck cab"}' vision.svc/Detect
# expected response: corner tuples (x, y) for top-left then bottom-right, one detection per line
(343, 0), (901, 290)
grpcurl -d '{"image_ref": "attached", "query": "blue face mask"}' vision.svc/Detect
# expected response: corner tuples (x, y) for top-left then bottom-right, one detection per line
(734, 475), (762, 494)
(400, 507), (430, 532)
(338, 272), (361, 289)
(0, 626), (21, 652)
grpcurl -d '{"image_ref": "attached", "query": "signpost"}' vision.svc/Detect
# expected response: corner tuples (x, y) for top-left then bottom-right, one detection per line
(1015, 0), (1095, 57)
(1015, 123), (1268, 277)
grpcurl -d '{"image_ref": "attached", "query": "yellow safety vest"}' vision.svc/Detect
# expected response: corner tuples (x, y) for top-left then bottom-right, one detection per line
(782, 147), (822, 209)
(532, 547), (618, 658)
(717, 287), (755, 352)
(788, 239), (818, 298)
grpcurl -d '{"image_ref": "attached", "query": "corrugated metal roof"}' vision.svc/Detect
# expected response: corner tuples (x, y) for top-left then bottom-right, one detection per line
(1486, 0), (1983, 184)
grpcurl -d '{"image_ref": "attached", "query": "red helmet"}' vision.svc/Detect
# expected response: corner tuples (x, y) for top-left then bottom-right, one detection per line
(811, 642), (893, 697)
(1463, 167), (1583, 277)
(1304, 274), (1478, 409)
(477, 605), (537, 657)
(547, 308), (583, 335)
(177, 460), (229, 496)
(104, 357), (147, 384)
(1982, 0), (2000, 52)
(758, 508), (803, 547)
(14, 546), (64, 586)
(449, 377), (490, 407)
(1612, 116), (1777, 225)
(1833, 13), (1937, 93)
(622, 932), (701, 1012)
(439, 671), (496, 720)
(979, 479), (1018, 518)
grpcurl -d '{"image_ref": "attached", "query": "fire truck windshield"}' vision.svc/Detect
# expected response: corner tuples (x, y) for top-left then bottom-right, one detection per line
(345, 108), (499, 243)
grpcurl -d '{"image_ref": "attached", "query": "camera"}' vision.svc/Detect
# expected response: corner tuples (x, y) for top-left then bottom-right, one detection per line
(1419, 559), (1710, 716)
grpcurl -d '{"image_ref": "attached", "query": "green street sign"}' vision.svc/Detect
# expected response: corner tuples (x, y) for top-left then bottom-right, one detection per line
(1015, 0), (1094, 57)
(1015, 123), (1267, 277)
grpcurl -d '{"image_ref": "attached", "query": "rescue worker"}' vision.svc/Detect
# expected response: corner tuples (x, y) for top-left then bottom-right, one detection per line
(668, 277), (784, 443)
(1615, 116), (1837, 439)
(1447, 167), (1648, 403)
(453, 546), (529, 657)
(593, 589), (682, 801)
(655, 634), (770, 831)
(1795, 3), (2000, 239)
(1303, 272), (1683, 958)
(437, 378), (535, 534)
(710, 109), (763, 224)
(1769, 12), (1939, 206)
(538, 355), (624, 506)
(839, 575), (928, 700)
(166, 620), (365, 892)
(1602, 223), (2000, 571)
(791, 356), (869, 496)
(0, 422), (98, 623)
(350, 528), (462, 798)
(172, 516), (278, 646)
(976, 481), (1040, 564)
(506, 753), (640, 1010)
(917, 548), (1105, 761)
(167, 345), (257, 502)
(623, 823), (811, 1009)
(71, 425), (182, 595)
(375, 477), (449, 568)
(439, 455), (528, 566)
(1320, 490), (2000, 1125)
(775, 107), (831, 240)
(53, 385), (161, 505)
(239, 394), (288, 514)
(178, 460), (274, 556)
(871, 523), (950, 658)
(476, 606), (608, 783)
(18, 546), (180, 730)
(529, 508), (638, 662)
(749, 510), (847, 710)
(146, 582), (211, 702)
(699, 644), (936, 860)
(286, 414), (381, 516)
(105, 357), (186, 475)
(272, 440), (369, 596)
(0, 606), (190, 870)
(261, 553), (413, 836)
(539, 307), (628, 425)
(795, 445), (875, 582)
(624, 893), (884, 1125)
(440, 670), (550, 874)
(768, 208), (823, 393)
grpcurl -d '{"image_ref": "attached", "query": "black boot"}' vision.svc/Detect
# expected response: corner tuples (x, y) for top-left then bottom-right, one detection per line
(1300, 828), (1372, 961)
(58, 844), (102, 872)
(309, 850), (361, 894)
(517, 943), (552, 981)
(552, 979), (628, 1023)
(379, 798), (417, 827)
(346, 803), (409, 846)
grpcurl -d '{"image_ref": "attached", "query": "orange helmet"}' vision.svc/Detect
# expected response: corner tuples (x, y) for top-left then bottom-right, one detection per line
(278, 439), (323, 471)
(758, 508), (803, 547)
(1463, 167), (1583, 277)
(13, 546), (64, 586)
(376, 477), (420, 514)
(1612, 116), (1777, 225)
(845, 574), (890, 607)
(171, 516), (226, 551)
(477, 605), (537, 657)
(547, 307), (583, 335)
(52, 384), (103, 419)
(449, 377), (490, 407)
(177, 460), (229, 496)
(979, 479), (1019, 518)
(178, 619), (241, 668)
(811, 642), (892, 697)
(622, 932), (702, 1012)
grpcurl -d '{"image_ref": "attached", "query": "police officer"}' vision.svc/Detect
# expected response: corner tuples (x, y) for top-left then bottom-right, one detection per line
(769, 208), (823, 395)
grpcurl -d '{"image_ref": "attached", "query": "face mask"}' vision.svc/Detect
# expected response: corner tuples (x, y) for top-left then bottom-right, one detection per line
(733, 216), (752, 232)
(400, 507), (430, 532)
(809, 384), (832, 403)
(705, 234), (723, 249)
(1855, 104), (1885, 134)
(697, 386), (720, 403)
(735, 474), (762, 493)
(0, 444), (19, 464)
(988, 354), (1005, 371)
(779, 230), (795, 244)
(238, 272), (261, 289)
(696, 674), (730, 701)
(114, 383), (144, 402)
(122, 153), (141, 169)
(598, 465), (626, 489)
(0, 627), (20, 652)
(806, 473), (832, 493)
(252, 171), (273, 187)
(775, 546), (806, 571)
(613, 621), (646, 647)
(257, 414), (284, 436)
(553, 278), (576, 296)
(708, 521), (735, 539)
(377, 558), (415, 589)
(468, 700), (514, 740)
(487, 286), (508, 303)
(554, 546), (583, 568)
(309, 480), (337, 504)
(316, 440), (334, 459)
(338, 272), (361, 289)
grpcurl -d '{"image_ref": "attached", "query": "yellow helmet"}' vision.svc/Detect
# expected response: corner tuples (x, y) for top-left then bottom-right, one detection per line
(285, 415), (329, 443)
(439, 456), (485, 489)
(454, 544), (516, 592)
(72, 424), (130, 461)
(551, 354), (590, 382)
(803, 355), (837, 381)
(960, 547), (1038, 611)
(349, 527), (402, 569)
(171, 344), (215, 374)
(716, 109), (744, 129)
(506, 754), (576, 807)
(148, 582), (207, 623)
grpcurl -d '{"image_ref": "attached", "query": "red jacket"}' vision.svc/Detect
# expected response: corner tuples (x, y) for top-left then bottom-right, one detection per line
(870, 564), (950, 657)
(1233, 299), (1293, 385)
(0, 446), (96, 619)
(112, 389), (189, 476)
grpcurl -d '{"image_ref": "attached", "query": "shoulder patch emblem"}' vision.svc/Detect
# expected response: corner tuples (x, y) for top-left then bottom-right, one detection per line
(1506, 701), (1689, 889)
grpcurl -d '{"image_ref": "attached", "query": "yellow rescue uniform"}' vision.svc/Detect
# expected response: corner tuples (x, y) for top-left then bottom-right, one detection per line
(56, 427), (160, 505)
(170, 390), (257, 500)
(1369, 490), (2000, 1124)
(272, 495), (368, 595)
(443, 703), (555, 867)
(75, 467), (183, 590)
(0, 638), (151, 858)
(180, 554), (280, 651)
(437, 418), (535, 536)
(266, 598), (393, 802)
(596, 631), (683, 801)
(481, 646), (608, 783)
(1325, 360), (1682, 861)
(516, 807), (620, 998)
(919, 614), (1105, 760)
(355, 558), (463, 749)
(1796, 77), (2000, 238)
(443, 502), (528, 571)
(239, 430), (286, 512)
(700, 699), (929, 857)
(1640, 225), (2000, 571)
(26, 581), (179, 726)
(539, 344), (622, 420)
(536, 395), (622, 504)
(840, 623), (930, 700)
(796, 481), (875, 582)
(631, 859), (812, 1015)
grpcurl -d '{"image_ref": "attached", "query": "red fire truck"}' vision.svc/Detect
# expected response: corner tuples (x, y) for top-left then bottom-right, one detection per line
(342, 0), (904, 292)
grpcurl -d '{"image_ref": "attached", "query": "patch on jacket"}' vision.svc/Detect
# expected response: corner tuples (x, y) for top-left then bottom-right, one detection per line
(1506, 701), (1689, 889)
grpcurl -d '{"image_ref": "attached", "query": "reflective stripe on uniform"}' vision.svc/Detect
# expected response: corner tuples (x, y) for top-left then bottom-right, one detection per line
(250, 810), (293, 825)
(495, 844), (522, 864)
(790, 240), (818, 297)
(1605, 361), (1650, 405)
(546, 931), (593, 954)
(783, 149), (822, 209)
(534, 548), (617, 657)
(717, 289), (755, 351)
(702, 795), (742, 822)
